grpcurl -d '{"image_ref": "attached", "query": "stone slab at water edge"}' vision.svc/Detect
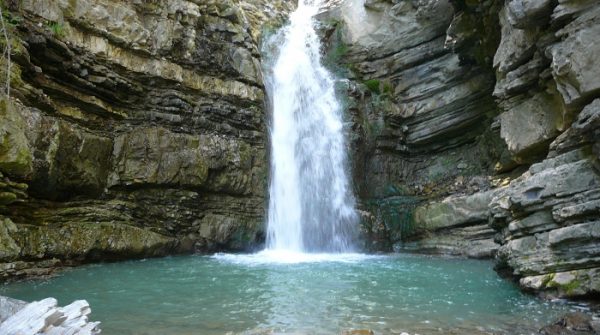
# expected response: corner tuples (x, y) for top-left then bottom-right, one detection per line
(0, 296), (101, 334)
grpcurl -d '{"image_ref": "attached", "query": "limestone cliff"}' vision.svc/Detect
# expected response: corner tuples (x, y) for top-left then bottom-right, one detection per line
(322, 0), (600, 297)
(320, 0), (600, 299)
(0, 0), (293, 280)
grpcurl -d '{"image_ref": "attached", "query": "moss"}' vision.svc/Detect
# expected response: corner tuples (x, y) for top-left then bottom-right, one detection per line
(364, 118), (383, 138)
(382, 80), (393, 95)
(0, 191), (16, 205)
(47, 21), (65, 38)
(0, 52), (26, 89)
(367, 196), (421, 242)
(322, 22), (352, 77)
(540, 273), (554, 288)
(141, 2), (162, 13)
(364, 79), (381, 94)
(546, 275), (582, 296)
(0, 98), (33, 177)
(1, 5), (21, 25)
(562, 279), (581, 295)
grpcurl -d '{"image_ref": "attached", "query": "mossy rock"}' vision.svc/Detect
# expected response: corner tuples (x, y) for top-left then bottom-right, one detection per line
(0, 99), (33, 178)
(0, 217), (20, 261)
(0, 192), (16, 205)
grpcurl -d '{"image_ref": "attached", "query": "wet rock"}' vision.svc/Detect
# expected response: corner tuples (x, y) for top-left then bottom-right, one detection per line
(414, 190), (496, 231)
(521, 268), (600, 298)
(322, 0), (501, 255)
(394, 190), (499, 258)
(319, 0), (600, 302)
(396, 226), (498, 259)
(539, 312), (599, 335)
(341, 330), (375, 335)
(0, 218), (20, 262)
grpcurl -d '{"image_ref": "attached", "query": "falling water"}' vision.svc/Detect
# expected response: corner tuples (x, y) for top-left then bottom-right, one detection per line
(264, 0), (358, 253)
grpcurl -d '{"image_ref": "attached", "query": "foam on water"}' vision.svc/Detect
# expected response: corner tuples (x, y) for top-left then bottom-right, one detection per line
(212, 251), (379, 265)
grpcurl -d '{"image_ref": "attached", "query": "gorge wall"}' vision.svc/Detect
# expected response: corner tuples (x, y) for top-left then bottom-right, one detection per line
(0, 0), (293, 279)
(0, 0), (598, 301)
(319, 0), (600, 299)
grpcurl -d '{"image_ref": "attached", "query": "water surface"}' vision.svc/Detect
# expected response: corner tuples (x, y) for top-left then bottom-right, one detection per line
(1, 253), (575, 334)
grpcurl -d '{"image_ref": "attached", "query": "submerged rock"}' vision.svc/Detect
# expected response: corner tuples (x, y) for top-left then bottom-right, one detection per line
(341, 330), (375, 335)
(539, 312), (600, 335)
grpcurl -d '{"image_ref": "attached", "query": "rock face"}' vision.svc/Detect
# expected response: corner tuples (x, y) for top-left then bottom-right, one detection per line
(319, 0), (504, 255)
(397, 190), (499, 258)
(487, 0), (600, 299)
(0, 0), (293, 280)
(318, 0), (600, 299)
(491, 100), (600, 298)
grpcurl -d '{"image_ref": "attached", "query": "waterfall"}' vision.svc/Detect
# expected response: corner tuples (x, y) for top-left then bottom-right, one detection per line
(264, 0), (358, 253)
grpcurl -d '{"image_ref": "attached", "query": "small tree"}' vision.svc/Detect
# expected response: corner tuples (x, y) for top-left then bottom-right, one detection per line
(0, 5), (11, 99)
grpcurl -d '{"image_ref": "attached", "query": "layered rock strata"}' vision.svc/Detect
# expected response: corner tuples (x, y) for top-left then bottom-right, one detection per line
(0, 0), (293, 280)
(488, 0), (600, 299)
(320, 0), (600, 298)
(320, 0), (504, 255)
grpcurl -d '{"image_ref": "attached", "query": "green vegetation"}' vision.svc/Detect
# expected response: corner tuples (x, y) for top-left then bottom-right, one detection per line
(364, 79), (380, 94)
(48, 21), (66, 38)
(561, 279), (581, 295)
(0, 4), (13, 98)
(364, 78), (393, 96)
(326, 39), (348, 66)
(364, 117), (384, 138)
(547, 276), (582, 296)
(322, 21), (352, 77)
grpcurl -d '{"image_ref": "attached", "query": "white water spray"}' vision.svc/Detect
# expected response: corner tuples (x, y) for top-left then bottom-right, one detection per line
(264, 0), (358, 253)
